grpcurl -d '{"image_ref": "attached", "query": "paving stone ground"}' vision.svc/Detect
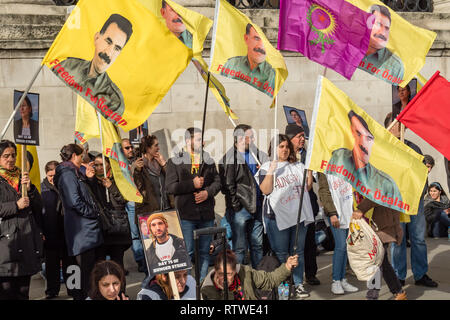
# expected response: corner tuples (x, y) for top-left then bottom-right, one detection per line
(29, 237), (449, 300)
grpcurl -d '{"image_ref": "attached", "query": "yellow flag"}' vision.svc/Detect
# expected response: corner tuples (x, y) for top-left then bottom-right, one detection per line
(42, 0), (191, 132)
(16, 145), (41, 193)
(138, 0), (237, 119)
(306, 76), (427, 215)
(210, 0), (288, 106)
(75, 97), (143, 203)
(349, 0), (436, 87)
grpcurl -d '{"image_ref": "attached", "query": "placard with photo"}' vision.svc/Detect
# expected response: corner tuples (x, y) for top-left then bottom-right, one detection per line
(283, 105), (310, 139)
(138, 210), (192, 278)
(13, 90), (40, 146)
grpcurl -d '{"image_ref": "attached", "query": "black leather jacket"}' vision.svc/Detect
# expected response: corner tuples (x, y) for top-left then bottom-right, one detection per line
(219, 146), (268, 215)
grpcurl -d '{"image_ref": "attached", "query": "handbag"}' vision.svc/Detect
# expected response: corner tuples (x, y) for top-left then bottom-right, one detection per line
(346, 218), (384, 281)
(98, 207), (130, 236)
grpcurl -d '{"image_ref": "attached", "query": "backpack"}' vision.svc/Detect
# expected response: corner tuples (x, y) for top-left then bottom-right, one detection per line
(254, 253), (281, 300)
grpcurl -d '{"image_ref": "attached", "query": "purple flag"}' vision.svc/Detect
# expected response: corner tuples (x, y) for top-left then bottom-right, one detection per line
(277, 0), (371, 80)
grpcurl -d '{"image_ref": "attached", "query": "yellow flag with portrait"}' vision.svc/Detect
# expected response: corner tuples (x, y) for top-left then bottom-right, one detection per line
(42, 0), (192, 132)
(75, 96), (142, 203)
(138, 0), (237, 118)
(306, 76), (427, 215)
(348, 0), (436, 87)
(210, 0), (288, 106)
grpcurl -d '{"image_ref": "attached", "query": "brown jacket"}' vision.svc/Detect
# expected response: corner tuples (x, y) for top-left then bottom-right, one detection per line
(357, 198), (403, 245)
(317, 172), (338, 218)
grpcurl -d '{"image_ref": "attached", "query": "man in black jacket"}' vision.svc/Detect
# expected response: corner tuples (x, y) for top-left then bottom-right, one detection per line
(41, 160), (78, 299)
(165, 127), (221, 282)
(218, 124), (268, 268)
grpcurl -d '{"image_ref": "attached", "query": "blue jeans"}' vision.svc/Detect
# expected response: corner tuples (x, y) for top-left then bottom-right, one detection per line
(264, 217), (307, 285)
(231, 207), (263, 268)
(391, 200), (428, 281)
(180, 219), (214, 282)
(432, 211), (450, 237)
(327, 217), (349, 281)
(125, 202), (144, 263)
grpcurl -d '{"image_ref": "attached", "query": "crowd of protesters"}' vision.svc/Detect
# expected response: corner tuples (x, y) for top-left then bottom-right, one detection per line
(0, 112), (448, 301)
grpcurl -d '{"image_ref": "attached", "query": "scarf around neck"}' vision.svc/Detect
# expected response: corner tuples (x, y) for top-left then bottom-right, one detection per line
(0, 165), (21, 193)
(213, 273), (244, 300)
(144, 156), (162, 176)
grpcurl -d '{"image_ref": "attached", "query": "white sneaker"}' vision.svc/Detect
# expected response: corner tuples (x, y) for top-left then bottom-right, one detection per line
(294, 284), (310, 299)
(331, 280), (344, 295)
(341, 278), (359, 293)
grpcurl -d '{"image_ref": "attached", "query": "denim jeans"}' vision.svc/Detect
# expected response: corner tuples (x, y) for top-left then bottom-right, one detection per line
(391, 199), (428, 281)
(180, 219), (214, 282)
(125, 202), (145, 263)
(432, 211), (450, 237)
(231, 207), (263, 268)
(327, 217), (349, 281)
(264, 217), (307, 285)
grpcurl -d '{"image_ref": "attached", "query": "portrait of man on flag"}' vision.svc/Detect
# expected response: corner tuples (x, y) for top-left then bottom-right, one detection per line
(50, 14), (133, 117)
(220, 23), (276, 95)
(360, 4), (404, 83)
(326, 109), (402, 204)
(160, 0), (193, 49)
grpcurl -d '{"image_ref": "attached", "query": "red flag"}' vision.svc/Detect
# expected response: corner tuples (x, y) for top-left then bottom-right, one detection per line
(397, 71), (450, 159)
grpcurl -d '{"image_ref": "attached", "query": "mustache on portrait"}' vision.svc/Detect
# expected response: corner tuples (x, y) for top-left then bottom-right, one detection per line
(253, 47), (266, 55)
(98, 52), (111, 64)
(359, 144), (369, 156)
(374, 34), (387, 41)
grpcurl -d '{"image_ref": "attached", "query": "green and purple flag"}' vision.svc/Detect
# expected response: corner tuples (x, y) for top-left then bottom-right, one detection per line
(277, 0), (371, 80)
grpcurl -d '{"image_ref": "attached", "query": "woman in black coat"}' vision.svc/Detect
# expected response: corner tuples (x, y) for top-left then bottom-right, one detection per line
(0, 140), (43, 300)
(88, 155), (131, 269)
(54, 143), (103, 300)
(424, 182), (450, 238)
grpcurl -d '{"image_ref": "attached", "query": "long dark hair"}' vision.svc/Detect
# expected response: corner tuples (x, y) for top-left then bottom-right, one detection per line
(88, 260), (126, 300)
(428, 182), (447, 198)
(267, 134), (296, 163)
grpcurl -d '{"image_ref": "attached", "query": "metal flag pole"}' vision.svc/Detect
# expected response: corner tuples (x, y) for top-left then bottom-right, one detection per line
(1, 65), (44, 140)
(288, 168), (307, 300)
(199, 72), (211, 176)
(97, 111), (109, 202)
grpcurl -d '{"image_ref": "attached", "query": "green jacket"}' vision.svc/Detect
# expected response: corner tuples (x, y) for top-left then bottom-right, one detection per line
(200, 263), (290, 300)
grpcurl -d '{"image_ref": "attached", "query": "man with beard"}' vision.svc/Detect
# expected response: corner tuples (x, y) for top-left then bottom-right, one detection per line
(160, 0), (193, 49)
(165, 127), (221, 282)
(146, 213), (190, 276)
(221, 24), (275, 93)
(219, 124), (268, 269)
(51, 14), (133, 116)
(360, 4), (404, 82)
(327, 111), (402, 204)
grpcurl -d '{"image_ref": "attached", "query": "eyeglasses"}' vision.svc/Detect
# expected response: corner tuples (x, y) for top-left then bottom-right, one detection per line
(123, 146), (133, 150)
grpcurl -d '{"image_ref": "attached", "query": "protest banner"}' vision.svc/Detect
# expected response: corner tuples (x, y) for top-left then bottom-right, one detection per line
(349, 0), (436, 87)
(306, 75), (427, 215)
(277, 0), (372, 80)
(13, 90), (40, 146)
(138, 0), (237, 119)
(397, 71), (450, 160)
(210, 0), (288, 106)
(138, 210), (192, 278)
(75, 96), (142, 203)
(283, 106), (310, 139)
(42, 0), (191, 132)
(15, 144), (41, 193)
